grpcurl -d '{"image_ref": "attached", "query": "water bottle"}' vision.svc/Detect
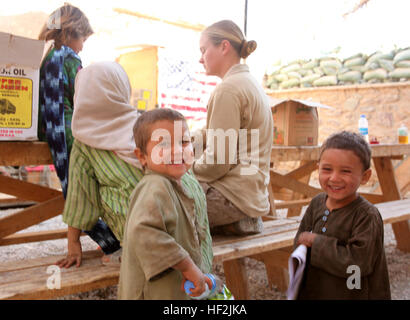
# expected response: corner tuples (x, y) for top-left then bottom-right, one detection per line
(358, 115), (369, 143)
(184, 273), (217, 300)
(398, 124), (408, 144)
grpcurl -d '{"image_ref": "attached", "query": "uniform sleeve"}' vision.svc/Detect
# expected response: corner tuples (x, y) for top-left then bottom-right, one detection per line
(310, 209), (383, 278)
(62, 141), (102, 230)
(129, 180), (189, 281)
(193, 88), (241, 181)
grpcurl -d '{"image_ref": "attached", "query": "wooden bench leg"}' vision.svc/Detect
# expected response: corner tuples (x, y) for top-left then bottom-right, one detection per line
(392, 221), (410, 252)
(251, 249), (291, 292)
(223, 258), (249, 300)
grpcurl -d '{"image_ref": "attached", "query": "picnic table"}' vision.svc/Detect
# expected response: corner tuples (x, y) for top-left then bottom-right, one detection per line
(0, 141), (409, 299)
(269, 143), (410, 252)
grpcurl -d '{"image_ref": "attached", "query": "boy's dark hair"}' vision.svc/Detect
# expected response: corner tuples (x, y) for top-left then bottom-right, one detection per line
(320, 131), (371, 171)
(133, 108), (187, 154)
(38, 3), (94, 49)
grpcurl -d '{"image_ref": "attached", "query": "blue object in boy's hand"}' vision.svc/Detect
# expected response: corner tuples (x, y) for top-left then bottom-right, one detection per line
(184, 273), (216, 300)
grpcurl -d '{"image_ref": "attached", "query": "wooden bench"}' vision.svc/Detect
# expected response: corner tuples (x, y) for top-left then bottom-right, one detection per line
(1, 199), (409, 300)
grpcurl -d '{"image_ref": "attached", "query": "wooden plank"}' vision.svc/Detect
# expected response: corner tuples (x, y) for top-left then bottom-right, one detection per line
(222, 258), (249, 300)
(212, 220), (299, 247)
(373, 157), (410, 252)
(0, 195), (65, 239)
(287, 161), (313, 217)
(269, 144), (410, 162)
(271, 146), (320, 162)
(376, 199), (410, 224)
(0, 142), (53, 166)
(269, 171), (322, 198)
(0, 250), (102, 273)
(373, 156), (410, 196)
(0, 251), (119, 300)
(0, 175), (62, 202)
(373, 157), (402, 201)
(0, 229), (87, 246)
(213, 230), (297, 263)
(275, 199), (311, 209)
(371, 144), (410, 158)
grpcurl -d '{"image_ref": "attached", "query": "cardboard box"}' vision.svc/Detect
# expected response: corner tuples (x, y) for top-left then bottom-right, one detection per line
(270, 98), (332, 146)
(0, 32), (45, 140)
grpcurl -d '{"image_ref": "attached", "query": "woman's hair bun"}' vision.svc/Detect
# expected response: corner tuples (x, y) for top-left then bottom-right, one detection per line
(240, 40), (257, 59)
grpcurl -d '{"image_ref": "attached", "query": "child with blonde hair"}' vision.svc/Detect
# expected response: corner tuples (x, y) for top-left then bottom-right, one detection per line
(38, 3), (93, 197)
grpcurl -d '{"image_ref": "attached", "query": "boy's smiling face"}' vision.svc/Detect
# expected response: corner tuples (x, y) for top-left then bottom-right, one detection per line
(319, 148), (371, 210)
(135, 120), (193, 182)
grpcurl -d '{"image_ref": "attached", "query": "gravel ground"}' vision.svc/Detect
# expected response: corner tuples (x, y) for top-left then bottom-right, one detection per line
(1, 207), (409, 300)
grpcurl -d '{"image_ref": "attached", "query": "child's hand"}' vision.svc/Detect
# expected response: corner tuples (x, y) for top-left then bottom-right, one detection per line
(181, 271), (214, 298)
(56, 239), (82, 268)
(174, 257), (213, 297)
(297, 231), (317, 248)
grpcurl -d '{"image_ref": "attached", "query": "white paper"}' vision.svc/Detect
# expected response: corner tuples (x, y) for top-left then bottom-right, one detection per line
(287, 244), (307, 300)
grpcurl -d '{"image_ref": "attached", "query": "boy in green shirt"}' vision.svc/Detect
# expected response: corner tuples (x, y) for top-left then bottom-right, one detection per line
(118, 109), (214, 300)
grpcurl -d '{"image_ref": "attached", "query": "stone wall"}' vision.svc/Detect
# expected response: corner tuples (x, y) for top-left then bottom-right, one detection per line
(267, 81), (410, 144)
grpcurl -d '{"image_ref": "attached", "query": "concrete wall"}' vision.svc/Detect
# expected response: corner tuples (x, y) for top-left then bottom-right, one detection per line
(267, 82), (410, 144)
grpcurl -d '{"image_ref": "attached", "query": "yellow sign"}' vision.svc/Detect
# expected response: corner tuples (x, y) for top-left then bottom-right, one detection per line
(0, 76), (32, 128)
(137, 100), (147, 111)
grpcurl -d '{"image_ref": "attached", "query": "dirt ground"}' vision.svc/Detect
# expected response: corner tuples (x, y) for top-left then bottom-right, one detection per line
(0, 208), (409, 300)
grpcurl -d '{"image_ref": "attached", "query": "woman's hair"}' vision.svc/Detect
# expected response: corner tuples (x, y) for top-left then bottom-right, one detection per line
(319, 131), (372, 171)
(203, 20), (257, 59)
(133, 108), (187, 154)
(38, 3), (94, 49)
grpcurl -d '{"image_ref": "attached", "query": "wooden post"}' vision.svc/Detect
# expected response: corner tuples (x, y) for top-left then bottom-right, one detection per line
(374, 157), (410, 252)
(223, 258), (249, 300)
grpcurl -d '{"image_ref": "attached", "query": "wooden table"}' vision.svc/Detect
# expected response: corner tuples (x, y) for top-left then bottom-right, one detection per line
(269, 143), (410, 252)
(0, 142), (65, 246)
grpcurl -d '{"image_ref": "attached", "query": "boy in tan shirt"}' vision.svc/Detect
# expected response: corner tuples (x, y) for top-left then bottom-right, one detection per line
(118, 109), (213, 300)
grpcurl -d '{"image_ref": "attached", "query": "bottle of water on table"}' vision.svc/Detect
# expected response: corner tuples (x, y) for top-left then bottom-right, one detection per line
(358, 114), (369, 143)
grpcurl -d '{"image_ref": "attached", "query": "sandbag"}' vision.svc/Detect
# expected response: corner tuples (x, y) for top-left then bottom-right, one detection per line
(274, 74), (288, 82)
(363, 68), (387, 81)
(320, 59), (342, 69)
(279, 78), (300, 89)
(378, 59), (395, 72)
(300, 73), (321, 84)
(337, 70), (362, 82)
(389, 68), (410, 79)
(393, 49), (410, 64)
(313, 75), (337, 87)
(280, 63), (301, 74)
(344, 57), (366, 68)
(395, 60), (410, 68)
(302, 60), (319, 69)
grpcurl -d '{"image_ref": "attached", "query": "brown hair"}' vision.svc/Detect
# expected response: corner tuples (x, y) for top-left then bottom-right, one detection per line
(319, 131), (371, 171)
(133, 108), (187, 154)
(203, 20), (257, 59)
(38, 3), (93, 49)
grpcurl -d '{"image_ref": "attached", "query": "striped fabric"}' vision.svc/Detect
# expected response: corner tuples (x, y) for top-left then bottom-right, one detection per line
(63, 140), (144, 242)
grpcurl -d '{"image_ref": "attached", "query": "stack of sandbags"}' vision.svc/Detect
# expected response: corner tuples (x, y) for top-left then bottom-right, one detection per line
(264, 47), (410, 90)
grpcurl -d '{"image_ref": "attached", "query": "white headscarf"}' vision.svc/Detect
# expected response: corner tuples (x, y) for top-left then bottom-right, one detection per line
(72, 61), (141, 168)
